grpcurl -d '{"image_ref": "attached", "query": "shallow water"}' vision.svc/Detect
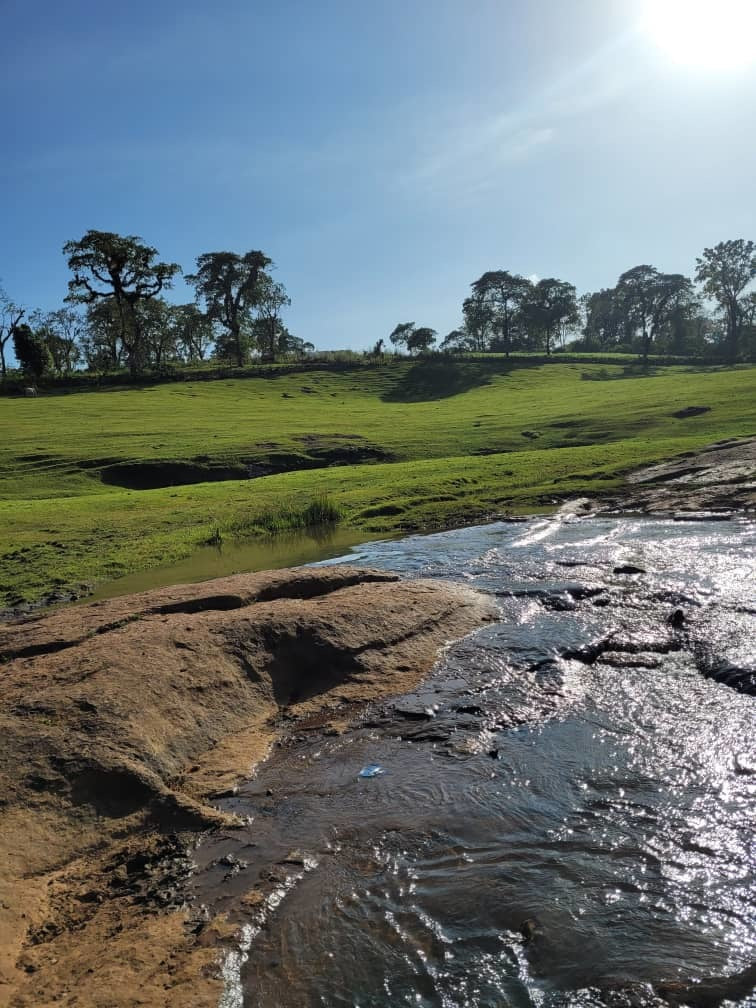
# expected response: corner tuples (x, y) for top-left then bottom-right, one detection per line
(86, 525), (392, 603)
(189, 513), (756, 1007)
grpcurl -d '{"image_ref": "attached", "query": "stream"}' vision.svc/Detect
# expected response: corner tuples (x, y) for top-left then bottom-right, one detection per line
(188, 512), (755, 1007)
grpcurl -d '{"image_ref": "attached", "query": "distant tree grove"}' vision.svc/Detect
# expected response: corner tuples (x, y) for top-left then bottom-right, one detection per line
(0, 230), (312, 381)
(388, 239), (756, 363)
(1, 233), (754, 383)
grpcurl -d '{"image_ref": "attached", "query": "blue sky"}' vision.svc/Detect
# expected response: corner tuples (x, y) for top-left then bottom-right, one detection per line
(1, 0), (755, 349)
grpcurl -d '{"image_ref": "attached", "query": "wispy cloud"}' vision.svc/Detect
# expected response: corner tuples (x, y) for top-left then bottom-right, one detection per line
(395, 27), (643, 201)
(402, 118), (555, 195)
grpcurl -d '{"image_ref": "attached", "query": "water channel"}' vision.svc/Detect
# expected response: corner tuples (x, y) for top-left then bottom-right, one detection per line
(187, 512), (754, 1007)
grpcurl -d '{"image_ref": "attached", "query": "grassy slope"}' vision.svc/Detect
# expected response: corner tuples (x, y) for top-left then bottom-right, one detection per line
(1, 359), (754, 606)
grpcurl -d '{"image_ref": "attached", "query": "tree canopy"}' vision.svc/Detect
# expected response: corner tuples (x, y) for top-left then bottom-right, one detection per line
(186, 250), (273, 365)
(470, 270), (531, 356)
(695, 240), (756, 360)
(63, 230), (180, 376)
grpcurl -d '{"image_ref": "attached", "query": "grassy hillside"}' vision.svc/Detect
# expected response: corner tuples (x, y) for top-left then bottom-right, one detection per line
(1, 358), (754, 607)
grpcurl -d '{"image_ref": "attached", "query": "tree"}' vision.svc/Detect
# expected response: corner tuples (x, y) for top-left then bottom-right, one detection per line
(63, 230), (180, 377)
(81, 299), (124, 371)
(581, 289), (627, 350)
(0, 285), (25, 380)
(388, 323), (436, 355)
(740, 290), (756, 359)
(522, 279), (578, 355)
(461, 296), (496, 352)
(389, 322), (416, 352)
(255, 277), (291, 362)
(39, 308), (84, 374)
(470, 270), (531, 356)
(138, 299), (176, 369)
(168, 304), (214, 362)
(186, 250), (273, 366)
(406, 326), (437, 355)
(440, 328), (475, 352)
(695, 240), (756, 360)
(616, 265), (693, 360)
(12, 323), (53, 380)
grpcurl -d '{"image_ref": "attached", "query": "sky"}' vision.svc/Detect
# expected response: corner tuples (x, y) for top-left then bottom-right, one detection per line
(1, 0), (755, 350)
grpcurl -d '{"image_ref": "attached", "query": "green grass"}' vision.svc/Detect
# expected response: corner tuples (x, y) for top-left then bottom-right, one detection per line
(1, 358), (754, 607)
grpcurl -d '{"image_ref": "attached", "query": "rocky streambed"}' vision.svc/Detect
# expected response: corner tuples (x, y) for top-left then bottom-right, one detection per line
(1, 439), (755, 1008)
(0, 567), (496, 1007)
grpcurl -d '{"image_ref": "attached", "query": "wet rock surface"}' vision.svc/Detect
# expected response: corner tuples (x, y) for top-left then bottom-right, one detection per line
(187, 511), (755, 1007)
(604, 436), (756, 515)
(1, 438), (755, 1006)
(0, 565), (495, 1007)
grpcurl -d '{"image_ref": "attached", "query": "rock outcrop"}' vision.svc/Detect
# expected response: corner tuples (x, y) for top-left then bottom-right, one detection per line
(606, 436), (756, 514)
(0, 565), (496, 1007)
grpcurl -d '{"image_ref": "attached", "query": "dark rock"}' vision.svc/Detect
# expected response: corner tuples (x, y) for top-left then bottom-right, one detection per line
(453, 704), (484, 716)
(613, 564), (646, 575)
(520, 917), (544, 942)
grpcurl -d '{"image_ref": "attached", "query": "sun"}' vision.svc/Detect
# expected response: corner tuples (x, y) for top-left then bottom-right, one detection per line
(644, 0), (756, 70)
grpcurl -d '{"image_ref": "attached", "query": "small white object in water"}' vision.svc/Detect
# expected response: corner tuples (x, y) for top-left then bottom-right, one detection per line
(359, 764), (385, 778)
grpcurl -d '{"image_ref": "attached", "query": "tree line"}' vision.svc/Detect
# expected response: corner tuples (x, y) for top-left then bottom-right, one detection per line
(386, 239), (756, 362)
(0, 230), (309, 381)
(2, 234), (755, 383)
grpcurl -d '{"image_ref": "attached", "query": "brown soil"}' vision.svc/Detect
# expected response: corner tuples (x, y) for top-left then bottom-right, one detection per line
(0, 565), (497, 1007)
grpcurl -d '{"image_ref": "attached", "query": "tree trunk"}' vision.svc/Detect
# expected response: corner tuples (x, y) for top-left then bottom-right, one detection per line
(231, 323), (244, 366)
(642, 319), (650, 360)
(728, 300), (739, 361)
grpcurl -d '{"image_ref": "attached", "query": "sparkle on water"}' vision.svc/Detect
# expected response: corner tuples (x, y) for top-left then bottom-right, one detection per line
(198, 512), (754, 1007)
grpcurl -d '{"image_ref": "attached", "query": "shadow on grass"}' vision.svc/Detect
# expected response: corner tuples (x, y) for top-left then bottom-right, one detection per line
(381, 358), (512, 402)
(581, 362), (739, 382)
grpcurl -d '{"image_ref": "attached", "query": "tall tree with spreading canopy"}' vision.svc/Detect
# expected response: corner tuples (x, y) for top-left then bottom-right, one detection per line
(616, 265), (693, 360)
(522, 279), (579, 355)
(470, 270), (531, 356)
(63, 230), (180, 376)
(186, 250), (272, 365)
(0, 284), (25, 380)
(695, 240), (756, 360)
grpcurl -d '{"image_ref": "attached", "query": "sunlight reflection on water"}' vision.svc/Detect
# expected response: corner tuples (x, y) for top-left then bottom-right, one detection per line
(200, 515), (755, 1007)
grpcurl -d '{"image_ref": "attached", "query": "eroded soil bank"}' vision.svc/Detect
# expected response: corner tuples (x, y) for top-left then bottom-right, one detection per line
(0, 566), (496, 1007)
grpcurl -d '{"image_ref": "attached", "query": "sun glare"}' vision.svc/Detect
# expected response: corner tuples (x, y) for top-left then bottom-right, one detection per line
(645, 0), (756, 70)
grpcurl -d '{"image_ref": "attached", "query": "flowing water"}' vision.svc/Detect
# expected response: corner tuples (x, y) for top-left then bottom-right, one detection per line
(188, 512), (756, 1008)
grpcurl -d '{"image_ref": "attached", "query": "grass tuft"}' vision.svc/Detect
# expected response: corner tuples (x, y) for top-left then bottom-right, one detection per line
(232, 494), (344, 536)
